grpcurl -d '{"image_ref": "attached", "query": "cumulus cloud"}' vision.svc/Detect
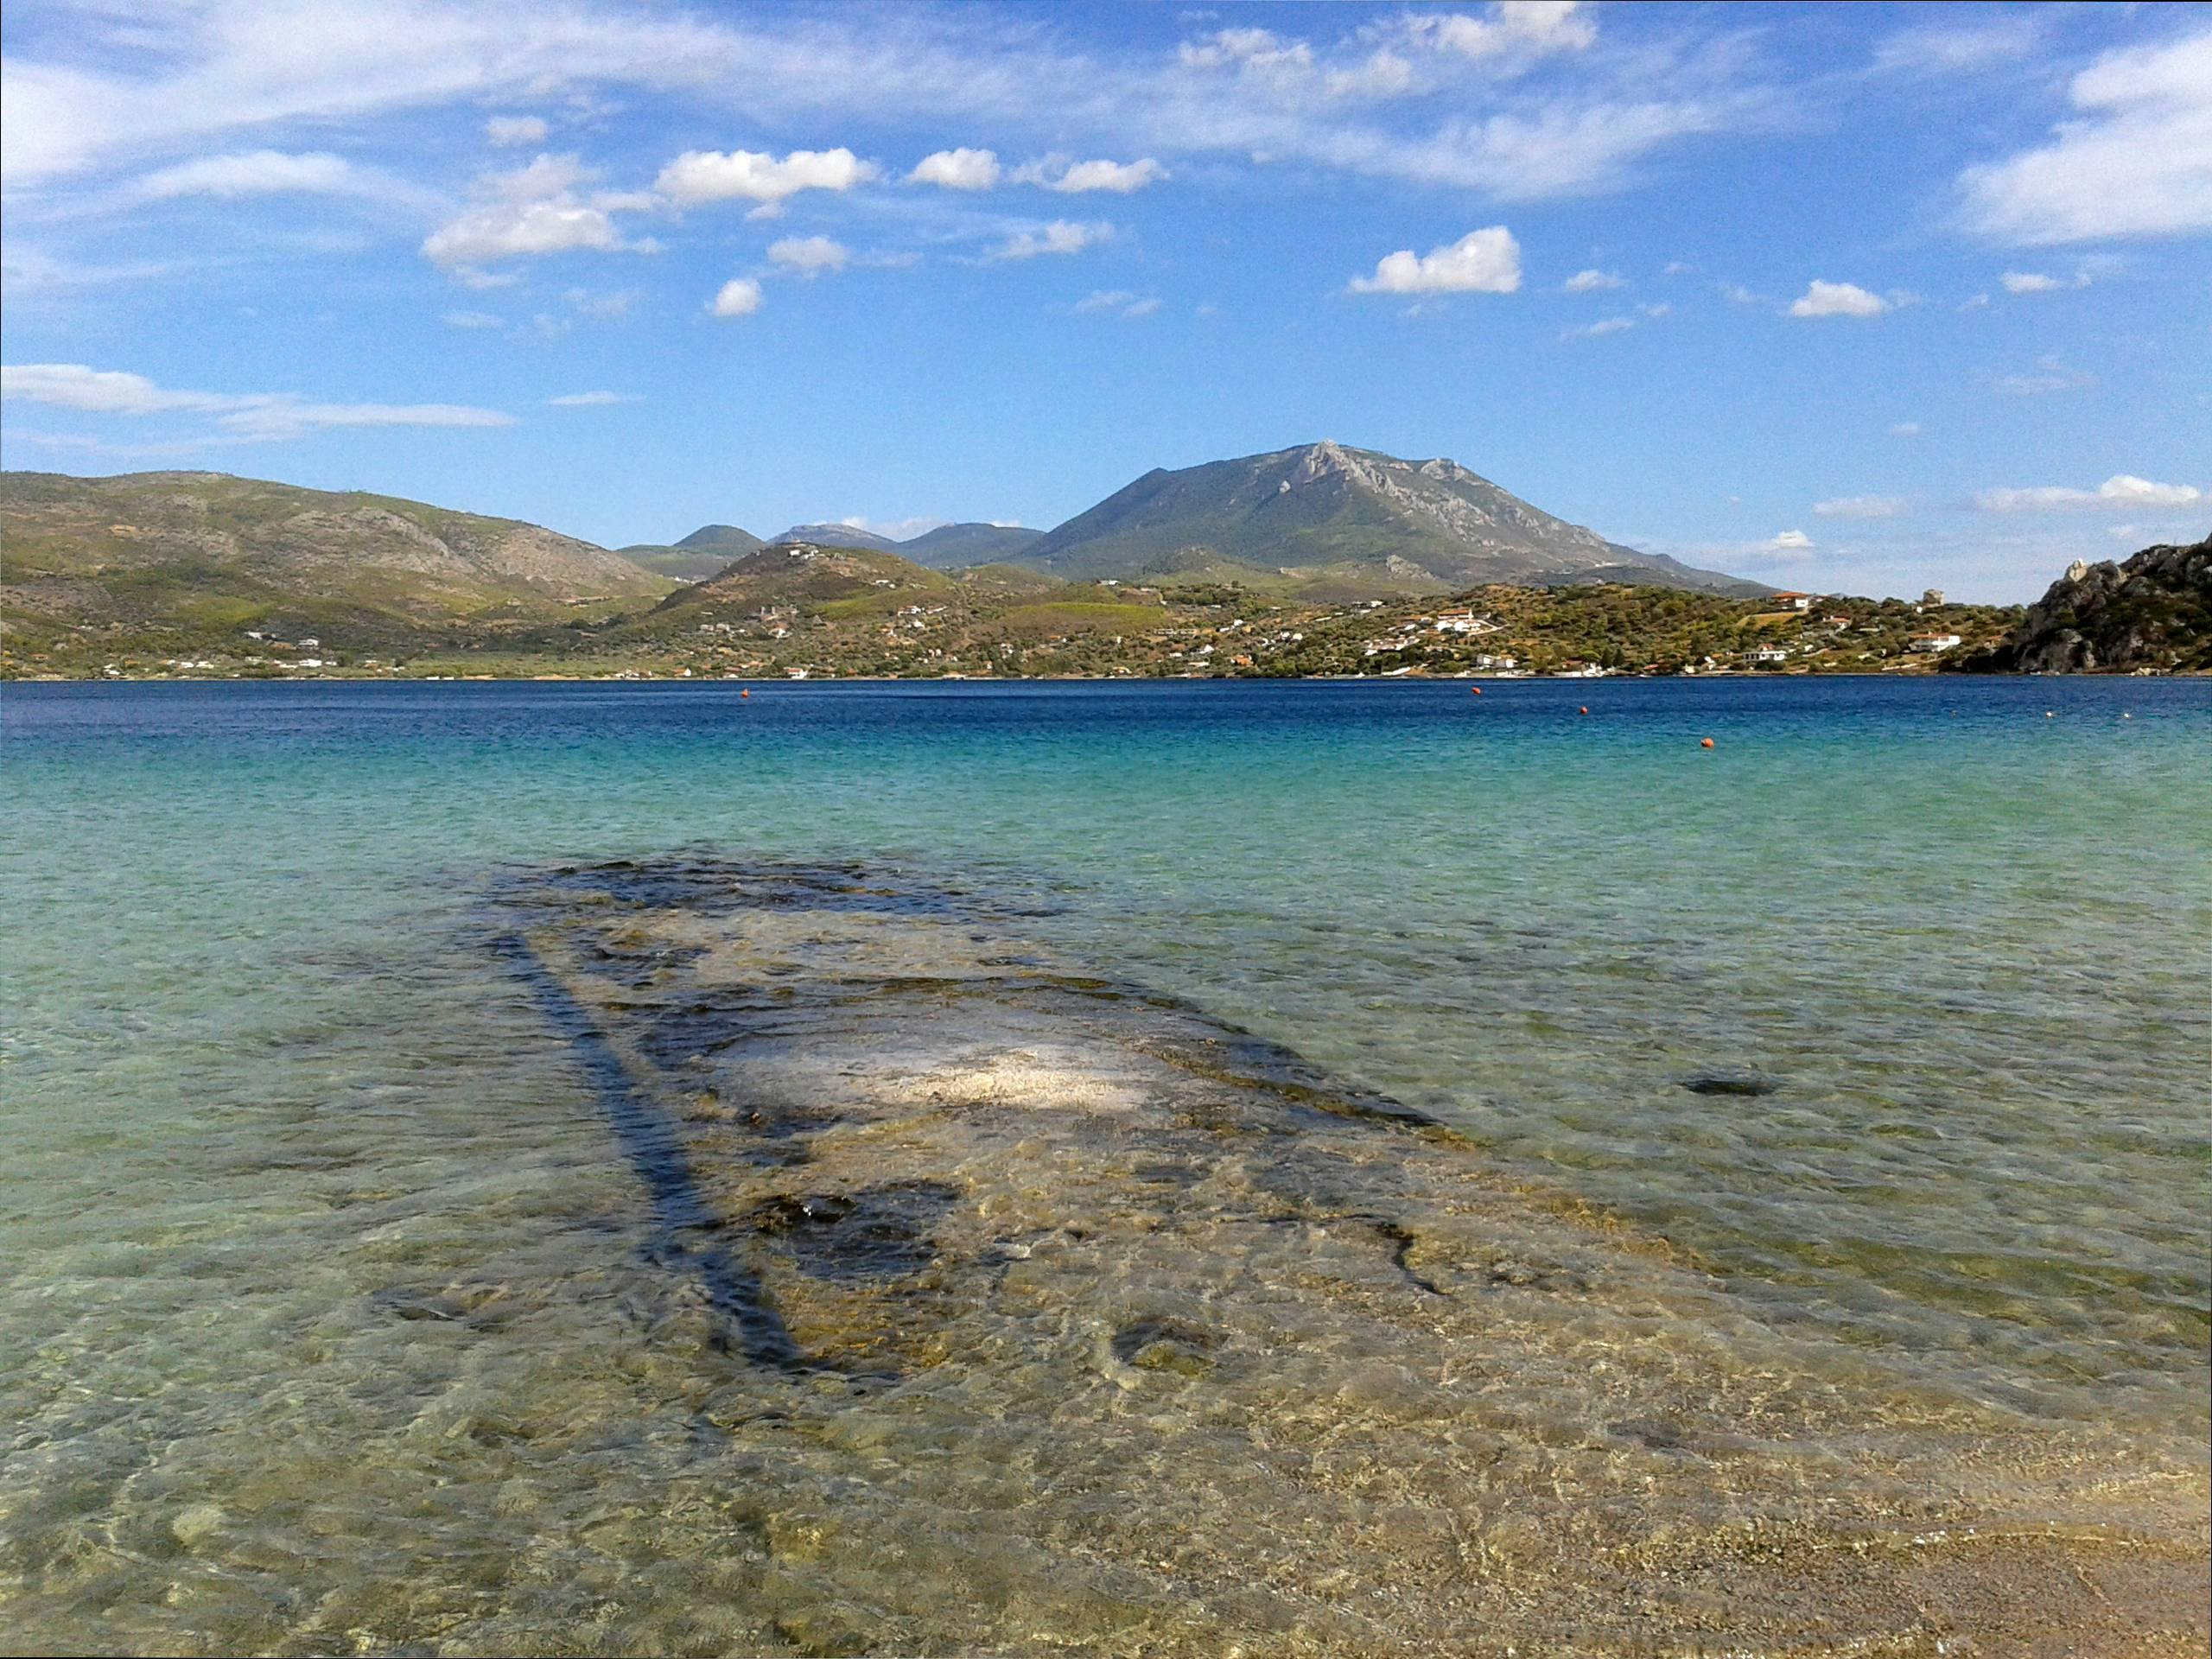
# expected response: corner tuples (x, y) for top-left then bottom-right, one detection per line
(709, 277), (762, 317)
(547, 390), (635, 406)
(1048, 157), (1166, 194)
(1349, 226), (1521, 295)
(1563, 267), (1624, 291)
(1814, 495), (1908, 519)
(1789, 279), (1888, 318)
(655, 147), (875, 207)
(0, 362), (511, 442)
(767, 235), (849, 276)
(1765, 529), (1815, 550)
(908, 147), (1000, 189)
(486, 115), (549, 147)
(1974, 475), (2202, 512)
(988, 219), (1109, 260)
(421, 153), (649, 267)
(1960, 29), (2212, 244)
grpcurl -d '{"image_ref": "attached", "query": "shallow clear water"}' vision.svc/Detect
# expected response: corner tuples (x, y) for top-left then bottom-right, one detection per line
(3, 677), (2208, 1652)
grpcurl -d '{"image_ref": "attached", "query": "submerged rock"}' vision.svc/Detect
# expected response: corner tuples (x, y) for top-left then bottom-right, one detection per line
(473, 855), (2207, 1656)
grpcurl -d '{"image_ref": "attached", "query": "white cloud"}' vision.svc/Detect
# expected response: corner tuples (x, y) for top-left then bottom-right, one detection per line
(441, 309), (504, 329)
(0, 362), (512, 442)
(1959, 29), (2212, 244)
(1765, 529), (1815, 550)
(1179, 28), (1313, 73)
(1048, 157), (1166, 194)
(133, 149), (355, 200)
(1992, 358), (2094, 396)
(486, 115), (549, 147)
(1789, 279), (1888, 318)
(1871, 16), (2045, 78)
(1400, 3), (1597, 63)
(1349, 226), (1521, 295)
(908, 147), (1000, 190)
(1891, 422), (1922, 436)
(767, 235), (849, 276)
(1637, 301), (1670, 317)
(1560, 315), (1633, 340)
(421, 153), (647, 268)
(1999, 269), (2091, 294)
(988, 219), (1109, 260)
(1814, 495), (1908, 519)
(655, 147), (876, 207)
(1074, 289), (1159, 318)
(547, 390), (634, 406)
(1974, 475), (2203, 512)
(709, 278), (762, 317)
(1564, 267), (1623, 291)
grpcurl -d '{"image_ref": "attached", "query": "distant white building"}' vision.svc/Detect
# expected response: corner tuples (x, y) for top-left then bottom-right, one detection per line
(1910, 633), (1962, 652)
(1769, 593), (1814, 612)
(1751, 645), (1789, 664)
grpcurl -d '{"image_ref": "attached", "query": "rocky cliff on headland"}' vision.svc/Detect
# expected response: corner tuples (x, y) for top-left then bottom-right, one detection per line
(1961, 537), (2210, 673)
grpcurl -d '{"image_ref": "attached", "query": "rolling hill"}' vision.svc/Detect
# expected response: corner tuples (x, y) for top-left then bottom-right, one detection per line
(0, 469), (671, 659)
(899, 523), (1046, 567)
(1017, 442), (1766, 596)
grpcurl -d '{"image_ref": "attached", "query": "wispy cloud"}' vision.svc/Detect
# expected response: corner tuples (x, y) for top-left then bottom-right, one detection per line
(1, 361), (512, 442)
(547, 390), (636, 406)
(1563, 267), (1624, 291)
(767, 235), (850, 276)
(1959, 29), (2212, 244)
(1072, 289), (1159, 318)
(1814, 495), (1907, 519)
(987, 219), (1109, 260)
(1974, 475), (2202, 512)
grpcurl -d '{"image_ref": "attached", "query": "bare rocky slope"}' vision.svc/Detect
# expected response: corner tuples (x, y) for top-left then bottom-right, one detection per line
(1960, 537), (2209, 673)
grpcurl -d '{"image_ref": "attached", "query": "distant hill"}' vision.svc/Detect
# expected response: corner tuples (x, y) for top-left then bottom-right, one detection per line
(1019, 442), (1766, 597)
(0, 470), (670, 658)
(765, 522), (906, 554)
(1960, 537), (2210, 673)
(677, 524), (763, 552)
(900, 523), (1046, 568)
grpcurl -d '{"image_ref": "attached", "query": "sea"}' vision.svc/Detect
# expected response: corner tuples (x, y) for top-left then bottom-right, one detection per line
(3, 676), (2207, 1654)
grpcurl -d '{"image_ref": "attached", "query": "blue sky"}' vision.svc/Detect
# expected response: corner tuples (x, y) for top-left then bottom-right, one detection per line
(3, 1), (2207, 601)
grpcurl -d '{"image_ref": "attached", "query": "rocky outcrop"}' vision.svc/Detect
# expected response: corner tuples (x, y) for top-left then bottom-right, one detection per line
(1963, 537), (2210, 672)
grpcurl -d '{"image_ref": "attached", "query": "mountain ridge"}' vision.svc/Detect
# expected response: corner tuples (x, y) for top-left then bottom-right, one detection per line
(1014, 442), (1767, 597)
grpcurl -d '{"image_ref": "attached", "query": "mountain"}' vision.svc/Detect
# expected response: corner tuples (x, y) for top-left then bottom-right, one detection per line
(0, 469), (671, 659)
(677, 524), (763, 552)
(1960, 537), (2210, 673)
(765, 522), (906, 554)
(899, 523), (1046, 568)
(1018, 442), (1767, 597)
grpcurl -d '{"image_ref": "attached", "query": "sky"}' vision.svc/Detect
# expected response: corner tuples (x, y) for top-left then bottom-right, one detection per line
(2, 1), (2208, 601)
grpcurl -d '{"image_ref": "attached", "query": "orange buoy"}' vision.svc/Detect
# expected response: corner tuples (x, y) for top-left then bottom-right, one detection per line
(1471, 686), (1482, 696)
(741, 688), (751, 699)
(1700, 737), (1715, 749)
(1579, 705), (1589, 715)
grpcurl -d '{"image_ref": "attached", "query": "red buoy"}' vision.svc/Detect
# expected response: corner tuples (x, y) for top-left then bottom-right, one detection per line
(1579, 706), (1589, 715)
(1471, 686), (1482, 696)
(1700, 737), (1715, 749)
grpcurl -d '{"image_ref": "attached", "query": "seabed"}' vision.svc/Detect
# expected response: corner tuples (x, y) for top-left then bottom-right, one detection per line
(398, 855), (2207, 1657)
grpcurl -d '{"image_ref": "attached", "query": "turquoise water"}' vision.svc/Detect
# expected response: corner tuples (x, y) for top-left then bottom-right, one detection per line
(3, 677), (2208, 1650)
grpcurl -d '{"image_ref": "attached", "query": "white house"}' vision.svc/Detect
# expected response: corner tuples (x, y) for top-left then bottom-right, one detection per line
(1751, 645), (1789, 664)
(1910, 633), (1961, 652)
